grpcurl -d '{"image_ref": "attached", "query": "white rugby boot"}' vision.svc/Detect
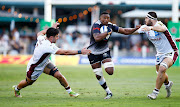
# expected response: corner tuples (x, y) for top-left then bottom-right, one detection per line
(165, 81), (173, 98)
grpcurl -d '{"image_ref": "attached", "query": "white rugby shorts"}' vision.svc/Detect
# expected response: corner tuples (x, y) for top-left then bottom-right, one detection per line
(155, 51), (178, 65)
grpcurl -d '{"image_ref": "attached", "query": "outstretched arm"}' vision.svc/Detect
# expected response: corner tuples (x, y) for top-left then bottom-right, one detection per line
(37, 21), (60, 37)
(118, 25), (141, 35)
(142, 22), (167, 32)
(55, 48), (91, 55)
(142, 25), (166, 32)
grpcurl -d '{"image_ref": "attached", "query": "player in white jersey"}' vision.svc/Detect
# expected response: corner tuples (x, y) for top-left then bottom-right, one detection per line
(12, 22), (91, 98)
(134, 12), (178, 100)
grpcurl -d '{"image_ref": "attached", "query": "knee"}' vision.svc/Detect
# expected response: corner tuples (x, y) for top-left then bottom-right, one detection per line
(158, 66), (166, 73)
(159, 62), (168, 73)
(105, 67), (114, 75)
(104, 61), (114, 75)
(26, 78), (34, 85)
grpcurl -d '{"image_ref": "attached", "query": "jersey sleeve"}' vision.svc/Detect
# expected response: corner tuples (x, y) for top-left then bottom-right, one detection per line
(157, 21), (165, 27)
(111, 24), (119, 32)
(46, 43), (59, 54)
(137, 25), (147, 34)
(37, 35), (45, 41)
(156, 21), (168, 29)
(92, 24), (100, 34)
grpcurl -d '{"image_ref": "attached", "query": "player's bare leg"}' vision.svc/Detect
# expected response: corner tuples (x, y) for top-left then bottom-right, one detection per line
(156, 65), (169, 84)
(13, 76), (35, 97)
(91, 62), (112, 99)
(43, 63), (79, 97)
(148, 58), (174, 100)
(102, 58), (114, 75)
(102, 58), (114, 99)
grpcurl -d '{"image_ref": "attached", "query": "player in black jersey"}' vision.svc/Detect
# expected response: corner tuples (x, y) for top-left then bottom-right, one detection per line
(88, 11), (141, 99)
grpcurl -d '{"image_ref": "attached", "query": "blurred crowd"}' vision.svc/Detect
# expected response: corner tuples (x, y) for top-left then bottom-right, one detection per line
(0, 26), (156, 57)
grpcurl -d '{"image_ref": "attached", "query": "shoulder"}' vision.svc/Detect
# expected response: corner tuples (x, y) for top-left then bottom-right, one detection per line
(108, 22), (117, 26)
(92, 20), (101, 28)
(37, 35), (46, 41)
(156, 21), (165, 26)
(94, 20), (101, 25)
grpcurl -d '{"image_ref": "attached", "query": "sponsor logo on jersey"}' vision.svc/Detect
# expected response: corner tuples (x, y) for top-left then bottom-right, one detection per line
(150, 37), (162, 41)
(93, 27), (100, 31)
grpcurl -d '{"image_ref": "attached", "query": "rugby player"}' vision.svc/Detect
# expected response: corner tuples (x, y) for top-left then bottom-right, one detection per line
(134, 12), (178, 100)
(87, 11), (140, 99)
(13, 22), (91, 98)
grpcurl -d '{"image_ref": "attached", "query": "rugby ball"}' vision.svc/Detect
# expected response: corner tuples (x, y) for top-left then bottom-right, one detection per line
(100, 26), (111, 41)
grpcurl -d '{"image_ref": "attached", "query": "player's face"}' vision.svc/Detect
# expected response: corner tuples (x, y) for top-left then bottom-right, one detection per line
(145, 17), (153, 26)
(100, 14), (110, 25)
(51, 34), (59, 43)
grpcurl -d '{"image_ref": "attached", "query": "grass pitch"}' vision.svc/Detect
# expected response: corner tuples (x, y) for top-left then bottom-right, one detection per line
(0, 64), (180, 107)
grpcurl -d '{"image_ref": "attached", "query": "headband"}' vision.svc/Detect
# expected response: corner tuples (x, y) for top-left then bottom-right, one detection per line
(146, 14), (157, 20)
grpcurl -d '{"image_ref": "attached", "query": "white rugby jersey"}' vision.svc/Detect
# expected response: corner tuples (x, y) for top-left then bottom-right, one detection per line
(27, 35), (59, 71)
(138, 21), (178, 54)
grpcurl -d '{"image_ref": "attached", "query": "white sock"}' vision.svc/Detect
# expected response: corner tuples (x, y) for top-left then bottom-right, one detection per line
(98, 77), (105, 85)
(105, 87), (112, 94)
(164, 81), (170, 87)
(153, 89), (159, 95)
(15, 86), (19, 91)
(66, 88), (72, 94)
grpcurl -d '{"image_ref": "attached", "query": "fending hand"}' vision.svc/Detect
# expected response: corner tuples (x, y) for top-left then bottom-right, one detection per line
(135, 25), (141, 30)
(52, 21), (60, 29)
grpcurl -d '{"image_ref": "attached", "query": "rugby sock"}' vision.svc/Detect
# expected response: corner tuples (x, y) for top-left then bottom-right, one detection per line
(98, 77), (106, 85)
(164, 81), (169, 86)
(15, 86), (20, 91)
(105, 87), (112, 94)
(65, 86), (72, 93)
(99, 77), (112, 94)
(153, 88), (159, 94)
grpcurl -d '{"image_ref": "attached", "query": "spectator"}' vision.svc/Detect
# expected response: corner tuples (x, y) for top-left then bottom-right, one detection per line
(12, 28), (20, 42)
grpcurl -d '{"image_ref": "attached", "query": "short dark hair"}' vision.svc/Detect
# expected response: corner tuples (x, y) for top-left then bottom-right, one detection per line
(148, 12), (157, 18)
(100, 11), (109, 16)
(46, 27), (59, 38)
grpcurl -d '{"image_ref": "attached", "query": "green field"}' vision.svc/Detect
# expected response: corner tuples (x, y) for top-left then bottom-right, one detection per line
(0, 64), (180, 107)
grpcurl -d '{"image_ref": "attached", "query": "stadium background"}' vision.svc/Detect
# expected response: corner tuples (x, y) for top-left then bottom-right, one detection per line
(1, 0), (180, 107)
(0, 0), (180, 66)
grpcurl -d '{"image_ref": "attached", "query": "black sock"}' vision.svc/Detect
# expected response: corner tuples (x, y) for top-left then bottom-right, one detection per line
(101, 82), (107, 90)
(164, 81), (169, 85)
(65, 86), (70, 90)
(154, 88), (159, 92)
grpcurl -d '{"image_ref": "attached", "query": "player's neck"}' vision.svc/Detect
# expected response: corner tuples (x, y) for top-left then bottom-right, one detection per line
(47, 38), (53, 43)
